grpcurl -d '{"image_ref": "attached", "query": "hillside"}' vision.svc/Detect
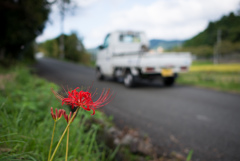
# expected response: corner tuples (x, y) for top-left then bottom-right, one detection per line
(172, 12), (240, 59)
(184, 12), (240, 47)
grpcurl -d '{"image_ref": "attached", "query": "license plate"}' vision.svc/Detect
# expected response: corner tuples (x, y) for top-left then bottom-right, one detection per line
(161, 69), (173, 77)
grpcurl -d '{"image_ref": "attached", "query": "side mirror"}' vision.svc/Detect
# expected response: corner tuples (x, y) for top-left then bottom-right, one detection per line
(98, 45), (104, 50)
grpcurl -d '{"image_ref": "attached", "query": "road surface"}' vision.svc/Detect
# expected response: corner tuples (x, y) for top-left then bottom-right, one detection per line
(34, 58), (240, 161)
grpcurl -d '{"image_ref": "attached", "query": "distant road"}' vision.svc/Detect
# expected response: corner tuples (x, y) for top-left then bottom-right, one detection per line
(34, 58), (240, 161)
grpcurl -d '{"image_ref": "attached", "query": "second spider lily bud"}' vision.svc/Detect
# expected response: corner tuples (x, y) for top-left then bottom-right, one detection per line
(51, 107), (64, 121)
(63, 111), (76, 123)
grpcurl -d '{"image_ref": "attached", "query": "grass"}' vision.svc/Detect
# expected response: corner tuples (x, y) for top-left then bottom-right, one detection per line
(0, 65), (116, 161)
(191, 60), (213, 66)
(177, 61), (240, 93)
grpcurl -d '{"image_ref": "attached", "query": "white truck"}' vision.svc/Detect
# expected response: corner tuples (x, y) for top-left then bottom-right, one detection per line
(96, 31), (192, 87)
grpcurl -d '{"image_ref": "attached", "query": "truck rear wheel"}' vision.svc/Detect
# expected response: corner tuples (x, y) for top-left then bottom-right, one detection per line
(112, 69), (118, 81)
(163, 77), (175, 87)
(96, 68), (104, 81)
(124, 72), (135, 87)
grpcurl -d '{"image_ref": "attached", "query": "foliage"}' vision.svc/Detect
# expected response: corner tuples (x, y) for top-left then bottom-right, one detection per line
(219, 40), (240, 55)
(0, 0), (51, 62)
(173, 45), (213, 58)
(38, 39), (59, 58)
(0, 65), (116, 161)
(38, 32), (92, 65)
(186, 150), (193, 161)
(173, 12), (240, 58)
(63, 33), (85, 62)
(184, 12), (240, 47)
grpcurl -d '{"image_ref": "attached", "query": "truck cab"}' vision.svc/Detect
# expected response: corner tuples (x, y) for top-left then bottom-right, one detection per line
(96, 31), (148, 76)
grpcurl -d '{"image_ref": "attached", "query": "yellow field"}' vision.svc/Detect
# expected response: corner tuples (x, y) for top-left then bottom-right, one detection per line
(178, 63), (240, 93)
(190, 64), (240, 72)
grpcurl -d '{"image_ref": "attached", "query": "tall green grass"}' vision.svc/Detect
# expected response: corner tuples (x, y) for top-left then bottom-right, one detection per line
(0, 65), (116, 161)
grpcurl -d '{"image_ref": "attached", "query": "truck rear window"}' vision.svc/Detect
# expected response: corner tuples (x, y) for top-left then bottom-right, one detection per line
(119, 34), (141, 43)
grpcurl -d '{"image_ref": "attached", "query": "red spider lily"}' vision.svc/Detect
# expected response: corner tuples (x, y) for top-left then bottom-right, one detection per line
(51, 107), (64, 121)
(63, 111), (76, 123)
(52, 87), (113, 115)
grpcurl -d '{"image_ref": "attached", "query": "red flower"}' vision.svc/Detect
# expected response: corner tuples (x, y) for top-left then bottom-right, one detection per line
(63, 111), (76, 123)
(51, 107), (64, 121)
(52, 87), (113, 115)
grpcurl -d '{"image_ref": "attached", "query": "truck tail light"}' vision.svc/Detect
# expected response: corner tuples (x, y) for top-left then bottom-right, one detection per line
(181, 66), (188, 71)
(146, 67), (155, 72)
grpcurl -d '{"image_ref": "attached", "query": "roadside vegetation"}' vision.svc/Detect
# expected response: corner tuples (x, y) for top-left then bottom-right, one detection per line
(2, 65), (178, 161)
(177, 61), (240, 93)
(37, 32), (93, 67)
(0, 65), (119, 161)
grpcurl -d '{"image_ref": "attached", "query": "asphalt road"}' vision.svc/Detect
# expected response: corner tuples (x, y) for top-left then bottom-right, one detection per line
(34, 58), (240, 161)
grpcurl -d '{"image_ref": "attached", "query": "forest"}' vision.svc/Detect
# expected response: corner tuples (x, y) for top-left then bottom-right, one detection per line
(174, 12), (240, 59)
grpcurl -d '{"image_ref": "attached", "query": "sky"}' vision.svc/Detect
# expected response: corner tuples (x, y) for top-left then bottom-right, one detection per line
(36, 0), (240, 49)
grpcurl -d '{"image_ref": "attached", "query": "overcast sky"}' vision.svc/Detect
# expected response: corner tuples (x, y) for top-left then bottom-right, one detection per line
(36, 0), (240, 49)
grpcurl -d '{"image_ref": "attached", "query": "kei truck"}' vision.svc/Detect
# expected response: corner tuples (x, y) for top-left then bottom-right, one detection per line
(96, 31), (192, 87)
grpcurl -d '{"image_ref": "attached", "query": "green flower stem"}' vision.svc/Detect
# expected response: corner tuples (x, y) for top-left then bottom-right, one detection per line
(65, 127), (69, 161)
(48, 121), (56, 161)
(49, 107), (79, 161)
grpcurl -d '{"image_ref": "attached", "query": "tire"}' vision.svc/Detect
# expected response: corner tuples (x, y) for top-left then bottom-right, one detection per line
(163, 77), (175, 87)
(96, 68), (104, 81)
(124, 72), (135, 87)
(112, 69), (118, 81)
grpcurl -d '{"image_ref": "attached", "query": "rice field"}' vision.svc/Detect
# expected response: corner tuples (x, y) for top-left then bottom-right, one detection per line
(190, 64), (240, 72)
(177, 62), (240, 93)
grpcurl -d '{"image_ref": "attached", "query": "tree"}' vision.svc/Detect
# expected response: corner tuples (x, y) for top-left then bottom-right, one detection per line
(56, 0), (77, 59)
(0, 0), (51, 63)
(184, 12), (240, 48)
(64, 33), (82, 62)
(38, 39), (59, 58)
(38, 32), (90, 64)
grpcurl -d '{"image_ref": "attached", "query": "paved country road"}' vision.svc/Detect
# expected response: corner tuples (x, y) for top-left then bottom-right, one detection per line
(34, 58), (240, 161)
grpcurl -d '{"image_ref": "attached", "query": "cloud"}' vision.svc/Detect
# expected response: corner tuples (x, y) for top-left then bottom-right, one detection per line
(75, 0), (99, 7)
(37, 0), (240, 48)
(85, 0), (239, 48)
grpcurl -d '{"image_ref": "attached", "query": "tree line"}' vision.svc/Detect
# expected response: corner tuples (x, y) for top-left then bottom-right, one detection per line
(0, 0), (90, 66)
(38, 33), (91, 65)
(173, 12), (240, 58)
(0, 0), (51, 66)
